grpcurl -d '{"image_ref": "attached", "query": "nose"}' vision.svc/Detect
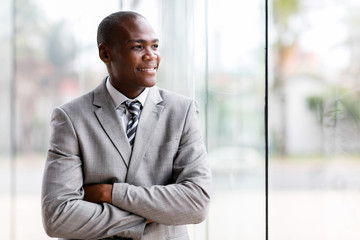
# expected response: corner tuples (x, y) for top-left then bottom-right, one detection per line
(143, 48), (157, 61)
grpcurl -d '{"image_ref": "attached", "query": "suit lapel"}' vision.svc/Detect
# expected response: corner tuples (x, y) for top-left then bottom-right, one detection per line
(125, 86), (164, 184)
(93, 80), (132, 166)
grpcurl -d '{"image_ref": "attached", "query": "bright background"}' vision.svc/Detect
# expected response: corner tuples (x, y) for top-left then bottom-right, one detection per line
(1, 0), (360, 239)
(269, 0), (360, 239)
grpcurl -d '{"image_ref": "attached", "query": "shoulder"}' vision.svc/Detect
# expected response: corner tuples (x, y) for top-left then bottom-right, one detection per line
(58, 90), (94, 114)
(57, 79), (108, 113)
(157, 87), (195, 108)
(153, 88), (200, 121)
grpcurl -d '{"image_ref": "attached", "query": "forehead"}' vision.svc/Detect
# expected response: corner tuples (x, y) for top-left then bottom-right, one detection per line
(115, 17), (158, 43)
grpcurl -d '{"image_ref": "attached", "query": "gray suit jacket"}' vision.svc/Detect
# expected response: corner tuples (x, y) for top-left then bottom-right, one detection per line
(41, 80), (212, 240)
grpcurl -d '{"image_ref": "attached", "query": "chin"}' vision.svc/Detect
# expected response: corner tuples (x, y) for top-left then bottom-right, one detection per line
(144, 78), (157, 87)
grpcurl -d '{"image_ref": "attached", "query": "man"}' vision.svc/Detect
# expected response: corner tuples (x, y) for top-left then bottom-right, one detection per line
(41, 11), (211, 240)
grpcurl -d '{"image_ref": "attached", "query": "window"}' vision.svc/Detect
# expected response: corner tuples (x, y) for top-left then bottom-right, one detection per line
(269, 0), (360, 239)
(2, 0), (359, 239)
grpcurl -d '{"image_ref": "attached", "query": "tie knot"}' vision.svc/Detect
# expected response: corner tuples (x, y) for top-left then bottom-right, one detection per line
(125, 101), (142, 117)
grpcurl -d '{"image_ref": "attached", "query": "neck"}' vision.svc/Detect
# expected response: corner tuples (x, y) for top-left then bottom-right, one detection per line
(109, 78), (145, 99)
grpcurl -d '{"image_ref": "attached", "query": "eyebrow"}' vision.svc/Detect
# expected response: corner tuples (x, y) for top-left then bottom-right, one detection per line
(127, 39), (159, 44)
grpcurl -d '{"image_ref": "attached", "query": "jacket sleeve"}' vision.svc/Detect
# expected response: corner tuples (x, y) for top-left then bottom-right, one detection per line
(41, 107), (147, 240)
(111, 100), (212, 225)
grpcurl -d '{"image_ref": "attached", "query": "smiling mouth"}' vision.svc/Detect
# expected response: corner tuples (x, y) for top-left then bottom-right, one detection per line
(137, 67), (157, 72)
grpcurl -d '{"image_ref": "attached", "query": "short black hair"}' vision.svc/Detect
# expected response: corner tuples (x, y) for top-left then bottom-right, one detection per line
(97, 11), (145, 46)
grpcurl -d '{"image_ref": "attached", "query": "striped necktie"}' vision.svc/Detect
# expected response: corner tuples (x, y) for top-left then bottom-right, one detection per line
(125, 100), (142, 147)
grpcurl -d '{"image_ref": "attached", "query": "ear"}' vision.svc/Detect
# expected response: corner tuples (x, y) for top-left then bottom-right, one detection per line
(99, 43), (110, 63)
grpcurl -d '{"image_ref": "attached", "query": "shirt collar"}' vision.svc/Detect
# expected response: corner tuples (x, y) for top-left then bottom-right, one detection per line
(106, 76), (149, 108)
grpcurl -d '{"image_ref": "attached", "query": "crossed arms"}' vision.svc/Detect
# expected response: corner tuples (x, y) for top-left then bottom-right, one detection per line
(41, 100), (211, 239)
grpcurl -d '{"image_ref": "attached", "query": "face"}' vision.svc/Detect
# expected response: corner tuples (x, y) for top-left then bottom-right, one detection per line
(100, 16), (161, 98)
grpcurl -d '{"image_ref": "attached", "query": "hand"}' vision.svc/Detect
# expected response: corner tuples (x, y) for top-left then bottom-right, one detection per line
(83, 184), (113, 204)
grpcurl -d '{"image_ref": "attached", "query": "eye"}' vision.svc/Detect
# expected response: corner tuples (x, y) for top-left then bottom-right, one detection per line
(132, 45), (143, 50)
(152, 44), (159, 50)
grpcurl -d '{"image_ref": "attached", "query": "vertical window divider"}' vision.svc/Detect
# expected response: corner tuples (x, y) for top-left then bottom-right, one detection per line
(265, 0), (269, 239)
(204, 0), (210, 239)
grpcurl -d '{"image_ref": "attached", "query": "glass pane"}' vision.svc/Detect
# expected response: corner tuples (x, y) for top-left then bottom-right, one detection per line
(0, 0), (13, 239)
(9, 0), (266, 239)
(207, 0), (266, 239)
(269, 0), (360, 239)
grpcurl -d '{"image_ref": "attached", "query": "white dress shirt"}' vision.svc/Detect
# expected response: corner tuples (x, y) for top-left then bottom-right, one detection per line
(106, 77), (149, 132)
